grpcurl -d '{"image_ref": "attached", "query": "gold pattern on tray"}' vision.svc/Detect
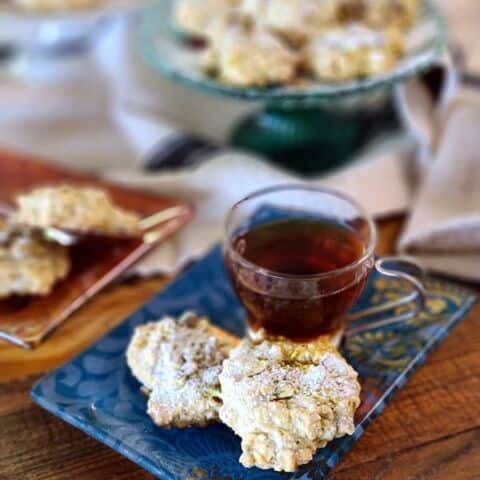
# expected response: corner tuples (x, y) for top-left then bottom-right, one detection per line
(346, 276), (468, 373)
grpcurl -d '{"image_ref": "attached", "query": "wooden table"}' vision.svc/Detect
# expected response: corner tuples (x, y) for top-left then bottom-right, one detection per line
(1, 218), (479, 480)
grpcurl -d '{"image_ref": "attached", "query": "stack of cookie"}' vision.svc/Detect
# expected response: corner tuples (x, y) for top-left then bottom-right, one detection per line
(172, 0), (418, 86)
(127, 312), (361, 473)
(0, 185), (141, 300)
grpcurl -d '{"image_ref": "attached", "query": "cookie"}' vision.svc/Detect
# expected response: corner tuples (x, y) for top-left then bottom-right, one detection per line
(0, 224), (70, 298)
(14, 185), (141, 237)
(127, 312), (237, 428)
(241, 0), (339, 46)
(363, 0), (419, 30)
(219, 336), (361, 472)
(173, 0), (241, 39)
(202, 26), (298, 87)
(306, 23), (404, 81)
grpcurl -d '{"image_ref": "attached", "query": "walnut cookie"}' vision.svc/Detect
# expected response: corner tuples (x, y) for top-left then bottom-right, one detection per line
(0, 224), (70, 298)
(14, 185), (141, 237)
(201, 26), (299, 87)
(219, 336), (361, 472)
(305, 23), (404, 81)
(127, 312), (237, 428)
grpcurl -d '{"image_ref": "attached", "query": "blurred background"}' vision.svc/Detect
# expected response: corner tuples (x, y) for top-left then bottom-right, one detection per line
(0, 0), (479, 278)
(0, 0), (476, 165)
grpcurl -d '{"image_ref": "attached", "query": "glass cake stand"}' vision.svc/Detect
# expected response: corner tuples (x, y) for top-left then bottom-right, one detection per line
(138, 0), (446, 174)
(0, 0), (144, 82)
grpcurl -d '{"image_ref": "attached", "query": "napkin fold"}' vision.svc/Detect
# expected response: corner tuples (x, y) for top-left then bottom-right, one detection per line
(398, 96), (480, 280)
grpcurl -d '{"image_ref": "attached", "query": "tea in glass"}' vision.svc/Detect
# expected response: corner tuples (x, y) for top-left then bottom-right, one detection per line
(225, 186), (375, 342)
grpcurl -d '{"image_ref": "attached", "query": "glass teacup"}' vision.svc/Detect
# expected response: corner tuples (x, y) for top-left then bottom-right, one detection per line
(224, 185), (425, 343)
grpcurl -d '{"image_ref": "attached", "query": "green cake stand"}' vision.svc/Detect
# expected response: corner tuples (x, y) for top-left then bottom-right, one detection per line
(138, 0), (446, 175)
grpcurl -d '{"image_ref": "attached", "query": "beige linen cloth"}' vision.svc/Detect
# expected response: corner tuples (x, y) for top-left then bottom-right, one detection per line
(397, 91), (480, 281)
(0, 6), (479, 280)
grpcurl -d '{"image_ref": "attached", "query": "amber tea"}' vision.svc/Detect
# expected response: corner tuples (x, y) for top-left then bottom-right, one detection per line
(226, 217), (371, 341)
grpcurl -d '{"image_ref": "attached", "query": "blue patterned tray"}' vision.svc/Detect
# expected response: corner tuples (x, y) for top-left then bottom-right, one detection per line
(32, 246), (476, 479)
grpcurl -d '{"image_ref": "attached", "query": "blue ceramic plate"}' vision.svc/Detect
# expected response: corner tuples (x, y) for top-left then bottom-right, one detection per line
(32, 246), (476, 479)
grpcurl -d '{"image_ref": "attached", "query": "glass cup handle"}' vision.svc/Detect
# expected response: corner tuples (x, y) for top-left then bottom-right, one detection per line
(345, 256), (428, 337)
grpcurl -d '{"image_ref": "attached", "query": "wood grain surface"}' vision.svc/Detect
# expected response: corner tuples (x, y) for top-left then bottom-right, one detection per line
(1, 218), (479, 480)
